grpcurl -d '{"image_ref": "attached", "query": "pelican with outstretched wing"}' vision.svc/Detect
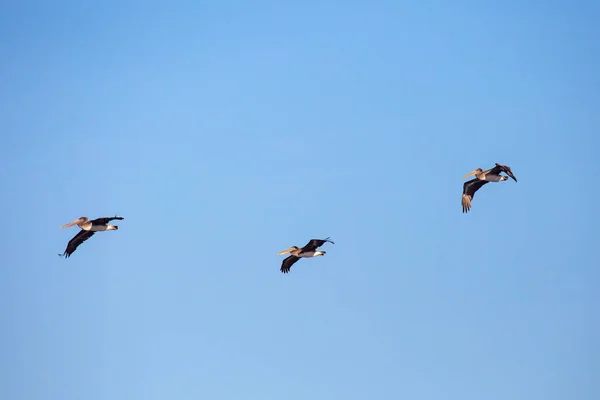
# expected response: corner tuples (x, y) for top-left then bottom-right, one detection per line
(277, 237), (334, 274)
(462, 162), (518, 183)
(461, 163), (517, 213)
(59, 216), (124, 258)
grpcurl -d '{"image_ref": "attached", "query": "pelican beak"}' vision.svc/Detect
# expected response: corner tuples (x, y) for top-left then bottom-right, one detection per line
(462, 170), (478, 179)
(277, 247), (294, 256)
(61, 218), (82, 228)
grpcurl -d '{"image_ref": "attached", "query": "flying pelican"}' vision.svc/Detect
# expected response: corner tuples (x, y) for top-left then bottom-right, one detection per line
(461, 163), (517, 213)
(59, 216), (124, 258)
(277, 237), (334, 274)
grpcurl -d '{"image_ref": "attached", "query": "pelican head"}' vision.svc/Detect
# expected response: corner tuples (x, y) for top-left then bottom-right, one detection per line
(278, 246), (299, 256)
(462, 168), (483, 179)
(61, 217), (88, 228)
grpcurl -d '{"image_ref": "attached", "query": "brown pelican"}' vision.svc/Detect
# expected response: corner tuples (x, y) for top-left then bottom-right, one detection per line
(461, 163), (517, 213)
(59, 216), (124, 258)
(277, 237), (334, 274)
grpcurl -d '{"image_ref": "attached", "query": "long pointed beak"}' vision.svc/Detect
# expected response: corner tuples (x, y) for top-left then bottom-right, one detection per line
(277, 247), (294, 256)
(462, 170), (478, 179)
(61, 218), (82, 228)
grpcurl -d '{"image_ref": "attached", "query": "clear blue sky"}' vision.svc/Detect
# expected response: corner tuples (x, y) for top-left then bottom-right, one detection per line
(1, 1), (598, 399)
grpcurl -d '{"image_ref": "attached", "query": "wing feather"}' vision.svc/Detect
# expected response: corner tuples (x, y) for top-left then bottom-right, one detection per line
(280, 255), (300, 274)
(302, 237), (334, 252)
(91, 216), (124, 225)
(61, 230), (95, 258)
(462, 179), (489, 213)
(490, 163), (517, 182)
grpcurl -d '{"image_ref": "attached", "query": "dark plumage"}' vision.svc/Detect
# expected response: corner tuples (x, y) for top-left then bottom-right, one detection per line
(462, 179), (489, 213)
(62, 230), (96, 258)
(280, 255), (301, 274)
(488, 163), (518, 182)
(59, 216), (124, 258)
(278, 237), (334, 274)
(461, 162), (518, 213)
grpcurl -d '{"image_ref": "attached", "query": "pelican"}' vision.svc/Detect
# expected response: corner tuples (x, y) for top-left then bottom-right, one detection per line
(277, 237), (334, 274)
(59, 216), (124, 258)
(461, 163), (517, 213)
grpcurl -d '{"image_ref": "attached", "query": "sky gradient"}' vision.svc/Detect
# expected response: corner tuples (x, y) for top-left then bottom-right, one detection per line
(1, 1), (599, 399)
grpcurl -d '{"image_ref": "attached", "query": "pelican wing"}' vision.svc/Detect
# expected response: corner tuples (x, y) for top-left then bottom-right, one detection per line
(462, 179), (489, 213)
(281, 255), (300, 274)
(91, 216), (124, 225)
(302, 237), (334, 252)
(60, 230), (95, 258)
(490, 163), (517, 182)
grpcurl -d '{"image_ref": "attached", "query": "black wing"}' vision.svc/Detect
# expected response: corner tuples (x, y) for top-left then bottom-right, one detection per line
(463, 179), (489, 198)
(490, 163), (517, 182)
(302, 237), (335, 252)
(60, 230), (95, 258)
(281, 255), (300, 274)
(90, 216), (124, 224)
(462, 179), (489, 213)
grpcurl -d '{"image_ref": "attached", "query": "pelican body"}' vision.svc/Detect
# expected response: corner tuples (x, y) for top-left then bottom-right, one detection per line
(277, 237), (334, 274)
(461, 163), (517, 213)
(59, 216), (124, 258)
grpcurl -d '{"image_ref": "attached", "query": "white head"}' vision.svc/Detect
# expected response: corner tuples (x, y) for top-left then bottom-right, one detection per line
(278, 246), (299, 256)
(61, 217), (88, 228)
(315, 250), (326, 257)
(462, 168), (483, 179)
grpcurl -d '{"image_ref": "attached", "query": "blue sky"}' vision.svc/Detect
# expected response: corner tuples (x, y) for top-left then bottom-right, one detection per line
(1, 1), (598, 399)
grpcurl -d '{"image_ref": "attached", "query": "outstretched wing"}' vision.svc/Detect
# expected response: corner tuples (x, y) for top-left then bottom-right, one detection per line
(302, 237), (335, 252)
(91, 216), (124, 224)
(462, 179), (489, 213)
(463, 179), (488, 198)
(490, 163), (517, 182)
(60, 230), (95, 258)
(281, 255), (300, 274)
